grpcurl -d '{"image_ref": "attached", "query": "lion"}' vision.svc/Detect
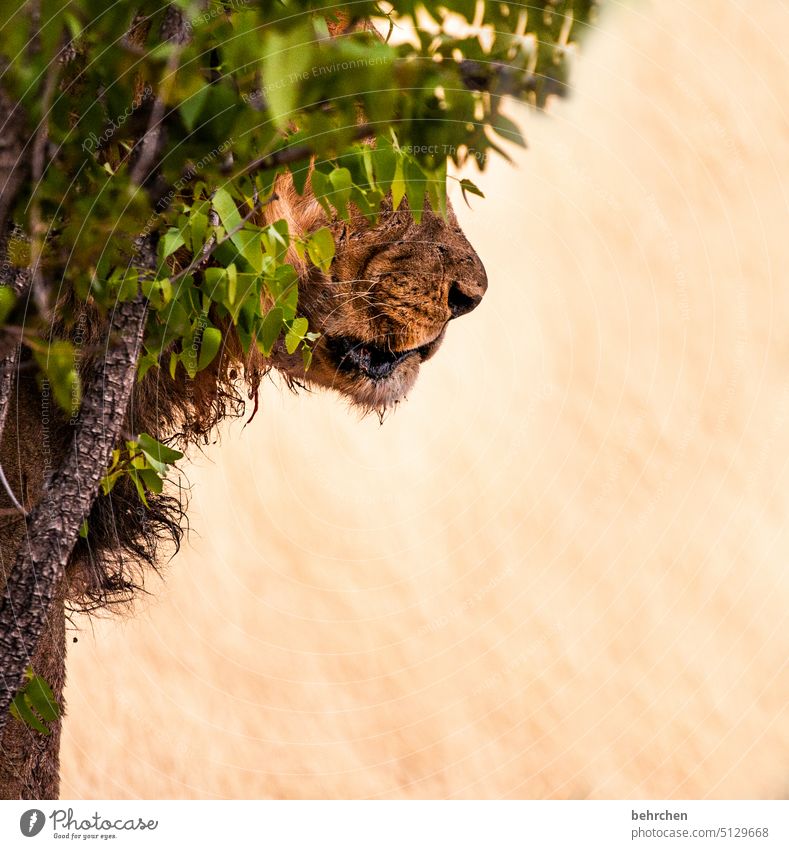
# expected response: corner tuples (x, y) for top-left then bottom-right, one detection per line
(0, 4), (489, 798)
(0, 175), (487, 798)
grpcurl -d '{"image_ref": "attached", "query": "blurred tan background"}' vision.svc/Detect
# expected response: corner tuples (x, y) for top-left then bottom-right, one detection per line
(61, 0), (789, 798)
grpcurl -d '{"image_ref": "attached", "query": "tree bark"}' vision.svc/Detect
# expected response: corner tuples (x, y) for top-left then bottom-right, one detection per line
(0, 295), (147, 750)
(0, 3), (185, 799)
(0, 87), (27, 236)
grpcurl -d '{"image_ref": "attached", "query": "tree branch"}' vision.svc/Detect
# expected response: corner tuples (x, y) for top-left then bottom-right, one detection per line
(0, 292), (148, 732)
(129, 6), (188, 188)
(27, 57), (59, 323)
(0, 88), (28, 236)
(0, 81), (27, 512)
(0, 344), (25, 515)
(167, 197), (274, 287)
(239, 123), (376, 179)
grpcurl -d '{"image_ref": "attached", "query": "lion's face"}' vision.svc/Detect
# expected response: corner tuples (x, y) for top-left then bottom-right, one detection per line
(268, 186), (488, 412)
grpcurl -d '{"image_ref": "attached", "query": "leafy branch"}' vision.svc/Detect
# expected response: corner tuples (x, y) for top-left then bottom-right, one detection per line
(100, 433), (184, 510)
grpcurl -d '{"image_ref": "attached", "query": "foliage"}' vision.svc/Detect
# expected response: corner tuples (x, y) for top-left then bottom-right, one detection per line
(100, 433), (184, 509)
(0, 0), (597, 416)
(0, 1), (597, 731)
(9, 667), (60, 735)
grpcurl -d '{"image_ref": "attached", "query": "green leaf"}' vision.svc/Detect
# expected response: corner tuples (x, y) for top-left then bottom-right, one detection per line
(391, 159), (406, 210)
(203, 266), (227, 301)
(137, 352), (160, 382)
(115, 268), (140, 302)
(180, 83), (210, 132)
(100, 470), (121, 496)
(212, 187), (242, 234)
(25, 676), (59, 723)
(142, 277), (172, 310)
(262, 219), (290, 264)
(491, 112), (527, 147)
(137, 433), (184, 466)
(10, 694), (49, 735)
(226, 263), (237, 305)
(266, 264), (299, 320)
(9, 669), (60, 735)
(79, 519), (89, 539)
(213, 189), (263, 268)
(373, 141), (398, 193)
(0, 285), (15, 324)
(404, 159), (426, 223)
(285, 316), (309, 354)
(310, 169), (332, 216)
(459, 178), (485, 206)
(197, 325), (222, 371)
(306, 227), (335, 273)
(291, 162), (310, 195)
(427, 160), (448, 219)
(228, 272), (260, 323)
(232, 229), (263, 273)
(160, 228), (185, 259)
(260, 21), (314, 128)
(190, 211), (208, 255)
(259, 306), (284, 356)
(138, 467), (164, 494)
(127, 469), (149, 507)
(329, 168), (353, 221)
(33, 340), (80, 415)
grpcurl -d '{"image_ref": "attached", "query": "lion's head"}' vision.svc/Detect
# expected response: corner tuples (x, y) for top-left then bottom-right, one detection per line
(265, 180), (488, 413)
(62, 174), (488, 609)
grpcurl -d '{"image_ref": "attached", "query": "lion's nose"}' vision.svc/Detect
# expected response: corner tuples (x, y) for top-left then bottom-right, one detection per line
(447, 253), (488, 318)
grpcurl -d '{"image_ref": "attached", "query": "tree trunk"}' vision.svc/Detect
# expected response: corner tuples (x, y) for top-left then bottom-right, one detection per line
(0, 4), (183, 799)
(0, 295), (148, 797)
(0, 370), (65, 798)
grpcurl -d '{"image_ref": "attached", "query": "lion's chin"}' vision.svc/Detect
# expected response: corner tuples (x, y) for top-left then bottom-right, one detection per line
(328, 360), (422, 413)
(277, 327), (447, 413)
